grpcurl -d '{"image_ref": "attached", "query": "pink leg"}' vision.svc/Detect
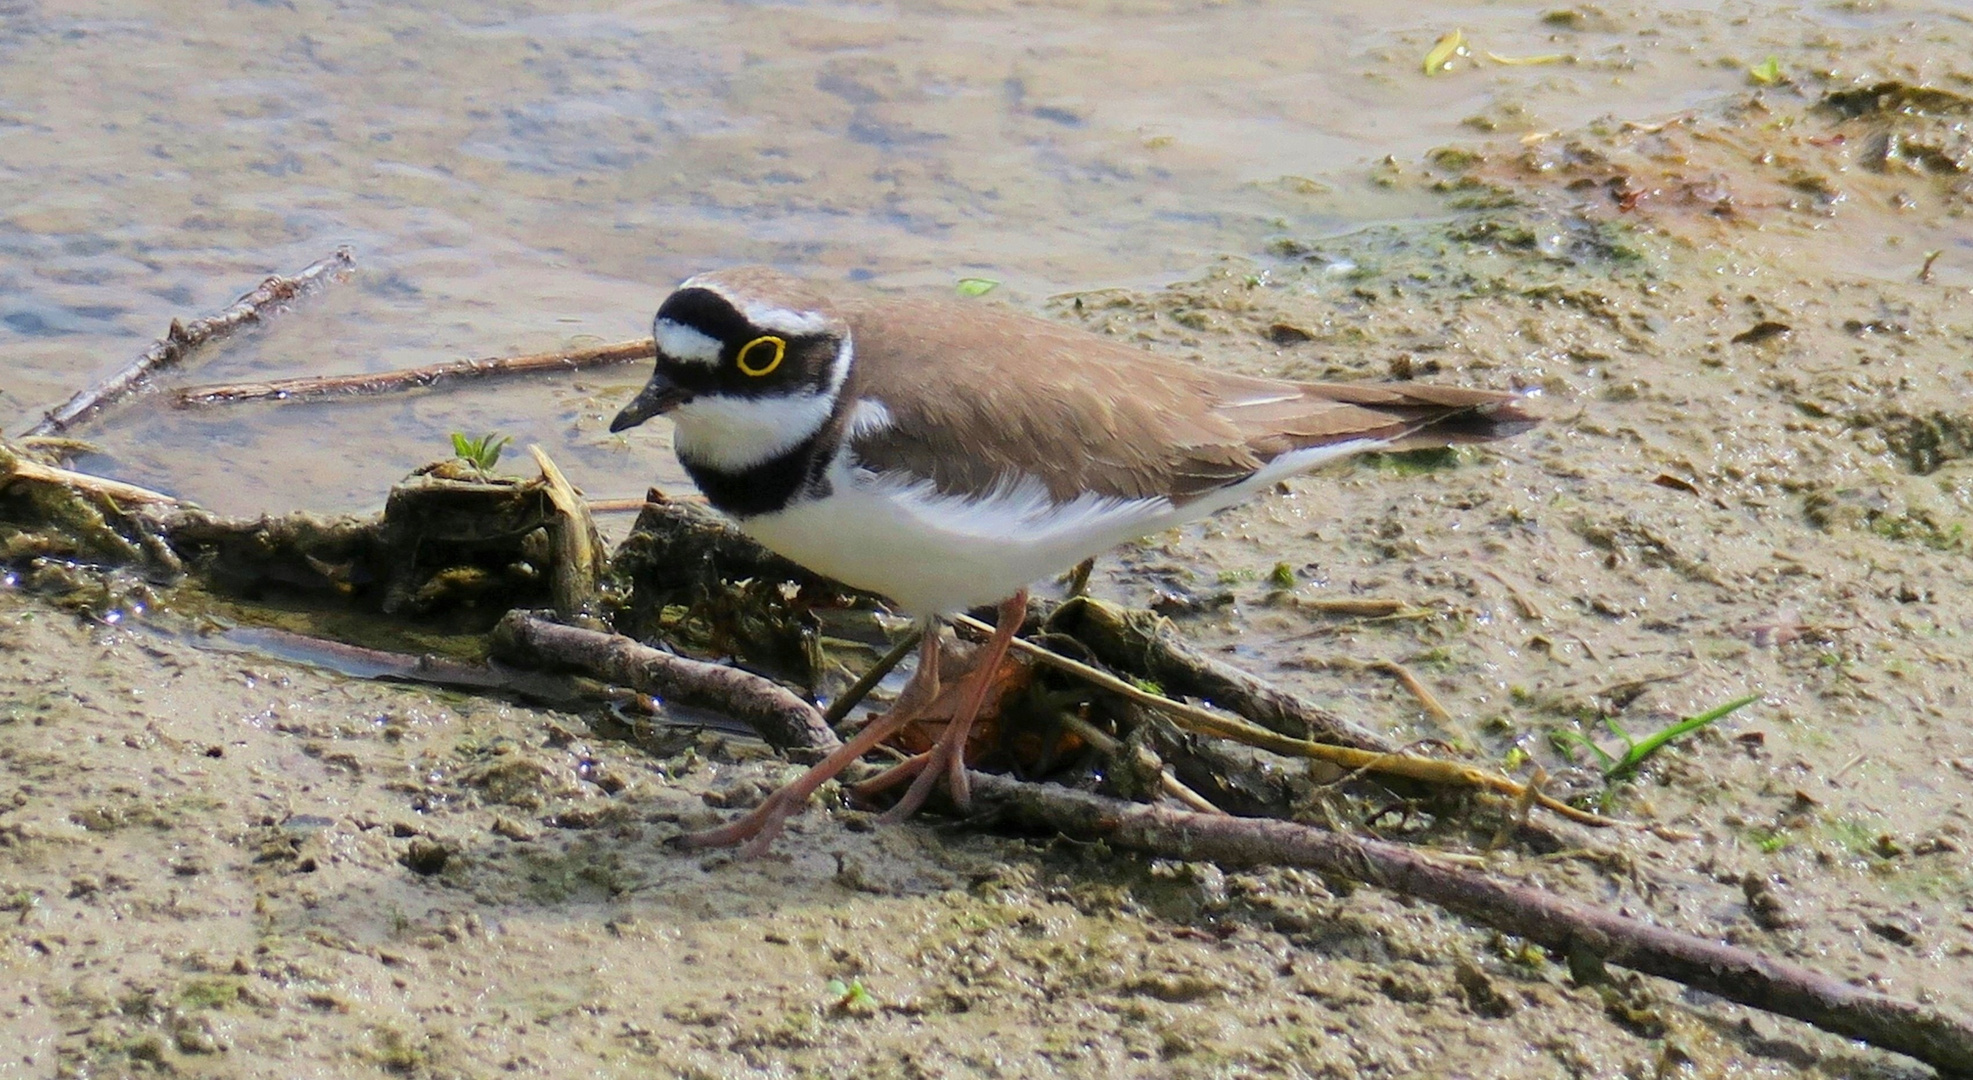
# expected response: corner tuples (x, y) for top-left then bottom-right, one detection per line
(679, 626), (942, 856)
(878, 590), (1028, 823)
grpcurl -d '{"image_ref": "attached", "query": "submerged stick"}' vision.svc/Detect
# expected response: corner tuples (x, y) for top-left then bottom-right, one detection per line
(176, 338), (654, 405)
(220, 625), (580, 701)
(27, 247), (356, 437)
(491, 611), (838, 753)
(963, 773), (1973, 1075)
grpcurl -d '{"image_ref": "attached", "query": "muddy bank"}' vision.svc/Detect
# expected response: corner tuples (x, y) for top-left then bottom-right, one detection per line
(6, 28), (1973, 1080)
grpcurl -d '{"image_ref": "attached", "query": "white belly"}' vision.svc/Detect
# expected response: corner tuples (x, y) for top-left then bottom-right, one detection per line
(733, 440), (1375, 616)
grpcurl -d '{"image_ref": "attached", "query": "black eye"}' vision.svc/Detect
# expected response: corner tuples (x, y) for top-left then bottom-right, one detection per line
(736, 335), (786, 377)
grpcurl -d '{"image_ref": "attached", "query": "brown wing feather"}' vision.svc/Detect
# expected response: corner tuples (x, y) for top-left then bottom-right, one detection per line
(839, 296), (1530, 504)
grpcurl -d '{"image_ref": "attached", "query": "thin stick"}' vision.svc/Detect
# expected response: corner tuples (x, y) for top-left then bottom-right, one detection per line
(26, 247), (356, 436)
(2, 457), (179, 505)
(1367, 659), (1455, 722)
(954, 611), (1627, 830)
(822, 629), (922, 727)
(588, 493), (705, 513)
(176, 338), (654, 405)
(963, 772), (1973, 1076)
(1294, 597), (1408, 617)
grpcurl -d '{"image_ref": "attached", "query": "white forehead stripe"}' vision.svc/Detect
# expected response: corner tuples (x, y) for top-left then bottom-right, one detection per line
(740, 302), (831, 336)
(676, 273), (833, 337)
(655, 317), (722, 366)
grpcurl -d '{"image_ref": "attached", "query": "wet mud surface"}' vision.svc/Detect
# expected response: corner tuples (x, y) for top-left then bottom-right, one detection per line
(6, 3), (1973, 1079)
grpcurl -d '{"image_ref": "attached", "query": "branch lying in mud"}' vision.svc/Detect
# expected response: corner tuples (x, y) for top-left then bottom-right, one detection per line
(175, 338), (654, 406)
(26, 247), (357, 437)
(963, 772), (1973, 1076)
(490, 611), (839, 753)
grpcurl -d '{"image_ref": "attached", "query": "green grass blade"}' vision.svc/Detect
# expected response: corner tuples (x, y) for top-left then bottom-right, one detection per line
(1606, 694), (1759, 779)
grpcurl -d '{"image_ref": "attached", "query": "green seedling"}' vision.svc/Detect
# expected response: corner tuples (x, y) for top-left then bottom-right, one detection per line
(1553, 694), (1758, 780)
(825, 977), (877, 1012)
(450, 432), (512, 471)
(955, 277), (1000, 297)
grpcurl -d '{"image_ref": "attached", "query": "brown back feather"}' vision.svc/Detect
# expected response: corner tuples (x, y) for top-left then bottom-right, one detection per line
(837, 295), (1531, 505)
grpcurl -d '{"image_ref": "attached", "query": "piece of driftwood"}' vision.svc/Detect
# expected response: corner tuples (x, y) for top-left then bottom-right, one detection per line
(26, 247), (356, 437)
(963, 771), (1973, 1075)
(175, 338), (654, 405)
(526, 445), (604, 622)
(1, 455), (178, 506)
(491, 611), (837, 753)
(1048, 596), (1392, 752)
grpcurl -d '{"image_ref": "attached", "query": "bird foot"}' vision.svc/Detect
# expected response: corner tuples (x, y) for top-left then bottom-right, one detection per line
(679, 590), (1027, 855)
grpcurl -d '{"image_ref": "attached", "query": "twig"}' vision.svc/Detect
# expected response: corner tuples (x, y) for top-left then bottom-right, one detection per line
(1046, 596), (1393, 751)
(589, 493), (705, 513)
(176, 338), (654, 406)
(962, 773), (1973, 1076)
(491, 611), (837, 753)
(822, 629), (922, 727)
(1, 457), (179, 505)
(1319, 658), (1453, 723)
(1293, 597), (1409, 617)
(955, 610), (1628, 830)
(27, 247), (356, 436)
(1374, 660), (1453, 722)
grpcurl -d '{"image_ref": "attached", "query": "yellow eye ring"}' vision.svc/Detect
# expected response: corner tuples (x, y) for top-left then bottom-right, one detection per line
(736, 335), (786, 377)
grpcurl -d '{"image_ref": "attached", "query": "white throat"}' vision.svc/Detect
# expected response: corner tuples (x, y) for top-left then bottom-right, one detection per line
(671, 391), (835, 472)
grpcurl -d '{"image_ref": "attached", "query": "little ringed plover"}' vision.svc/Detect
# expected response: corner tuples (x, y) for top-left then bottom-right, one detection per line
(611, 267), (1535, 853)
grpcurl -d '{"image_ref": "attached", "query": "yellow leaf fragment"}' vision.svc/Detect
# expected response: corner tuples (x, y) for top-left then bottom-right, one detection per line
(1424, 29), (1466, 75)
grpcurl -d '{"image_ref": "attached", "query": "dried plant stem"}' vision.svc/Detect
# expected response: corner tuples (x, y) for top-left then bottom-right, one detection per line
(176, 338), (653, 406)
(27, 247), (356, 436)
(954, 610), (1626, 830)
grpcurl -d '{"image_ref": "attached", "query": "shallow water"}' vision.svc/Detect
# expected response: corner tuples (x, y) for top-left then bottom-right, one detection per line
(0, 0), (1906, 515)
